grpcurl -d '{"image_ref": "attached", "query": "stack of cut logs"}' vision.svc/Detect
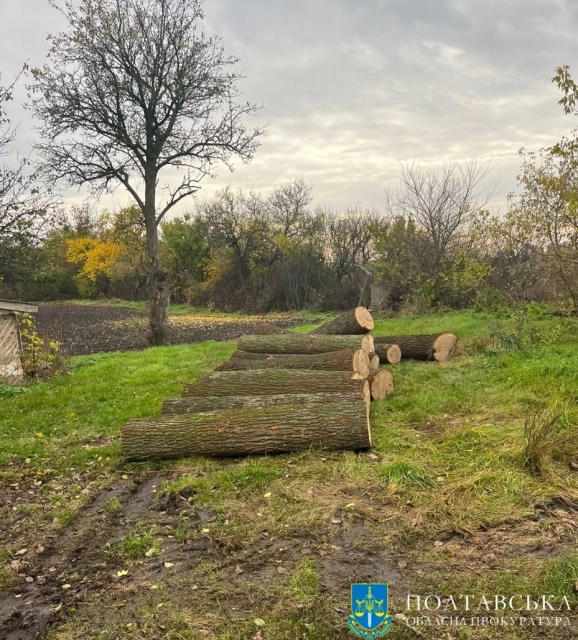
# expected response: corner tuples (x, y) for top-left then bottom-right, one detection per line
(121, 308), (457, 462)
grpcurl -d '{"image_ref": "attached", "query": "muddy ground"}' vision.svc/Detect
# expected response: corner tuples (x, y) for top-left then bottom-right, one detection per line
(36, 304), (307, 356)
(2, 460), (578, 640)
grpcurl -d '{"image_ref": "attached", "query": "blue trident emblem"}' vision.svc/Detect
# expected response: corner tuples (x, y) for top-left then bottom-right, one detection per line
(347, 584), (392, 638)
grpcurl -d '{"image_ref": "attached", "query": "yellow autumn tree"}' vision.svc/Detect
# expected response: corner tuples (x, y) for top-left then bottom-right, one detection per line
(66, 236), (126, 296)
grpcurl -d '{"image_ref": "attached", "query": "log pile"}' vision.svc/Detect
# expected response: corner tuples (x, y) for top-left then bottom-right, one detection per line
(121, 307), (458, 461)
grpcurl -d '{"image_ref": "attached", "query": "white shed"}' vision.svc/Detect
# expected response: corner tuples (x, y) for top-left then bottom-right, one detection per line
(0, 300), (39, 383)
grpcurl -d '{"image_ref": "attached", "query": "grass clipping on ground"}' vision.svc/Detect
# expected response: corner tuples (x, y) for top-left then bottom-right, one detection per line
(1, 310), (578, 639)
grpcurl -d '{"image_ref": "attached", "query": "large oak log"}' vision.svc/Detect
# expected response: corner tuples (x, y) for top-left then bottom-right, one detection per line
(311, 307), (374, 335)
(182, 370), (369, 397)
(368, 370), (394, 400)
(122, 401), (372, 461)
(162, 389), (371, 415)
(237, 334), (374, 355)
(374, 333), (457, 363)
(215, 348), (370, 377)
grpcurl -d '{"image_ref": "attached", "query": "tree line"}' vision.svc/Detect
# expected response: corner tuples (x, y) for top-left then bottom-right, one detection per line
(3, 156), (578, 315)
(2, 0), (578, 346)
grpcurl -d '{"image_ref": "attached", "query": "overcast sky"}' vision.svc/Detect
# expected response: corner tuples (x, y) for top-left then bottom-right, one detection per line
(1, 0), (578, 216)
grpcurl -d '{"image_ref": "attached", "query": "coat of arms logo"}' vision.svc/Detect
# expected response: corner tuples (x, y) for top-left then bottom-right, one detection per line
(347, 583), (392, 638)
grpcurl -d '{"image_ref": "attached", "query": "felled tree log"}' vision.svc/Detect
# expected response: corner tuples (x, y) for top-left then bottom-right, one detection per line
(122, 401), (372, 461)
(368, 370), (394, 400)
(311, 307), (374, 335)
(182, 370), (369, 397)
(374, 333), (457, 363)
(163, 389), (371, 415)
(370, 355), (380, 371)
(370, 344), (401, 364)
(237, 334), (374, 355)
(215, 348), (370, 377)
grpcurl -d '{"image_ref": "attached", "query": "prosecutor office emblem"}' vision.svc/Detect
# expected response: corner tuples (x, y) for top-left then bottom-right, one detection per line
(347, 583), (392, 638)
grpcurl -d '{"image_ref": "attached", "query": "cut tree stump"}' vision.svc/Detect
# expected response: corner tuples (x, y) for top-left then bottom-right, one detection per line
(122, 401), (372, 461)
(162, 389), (371, 415)
(311, 307), (374, 335)
(370, 344), (401, 364)
(237, 334), (374, 355)
(215, 348), (370, 377)
(182, 370), (369, 397)
(368, 370), (394, 400)
(374, 333), (457, 363)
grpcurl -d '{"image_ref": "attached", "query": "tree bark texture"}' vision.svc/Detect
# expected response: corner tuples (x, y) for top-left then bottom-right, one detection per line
(237, 334), (374, 355)
(144, 173), (170, 346)
(162, 390), (371, 415)
(122, 401), (372, 461)
(310, 307), (374, 335)
(181, 370), (369, 397)
(374, 333), (457, 363)
(368, 369), (394, 400)
(214, 348), (370, 377)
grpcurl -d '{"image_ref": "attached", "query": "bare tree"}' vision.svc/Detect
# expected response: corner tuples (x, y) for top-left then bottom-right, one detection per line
(29, 0), (264, 344)
(386, 157), (495, 271)
(326, 207), (377, 281)
(1, 68), (54, 247)
(0, 68), (56, 289)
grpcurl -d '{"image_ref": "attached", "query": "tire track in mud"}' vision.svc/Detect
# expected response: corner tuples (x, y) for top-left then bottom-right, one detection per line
(0, 475), (168, 639)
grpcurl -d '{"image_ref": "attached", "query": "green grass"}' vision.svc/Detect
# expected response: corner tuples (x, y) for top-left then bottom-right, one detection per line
(0, 341), (236, 471)
(4, 309), (578, 639)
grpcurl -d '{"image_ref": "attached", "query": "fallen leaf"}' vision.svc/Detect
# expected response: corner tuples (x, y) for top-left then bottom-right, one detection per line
(121, 474), (128, 480)
(62, 584), (71, 590)
(276, 566), (287, 574)
(14, 594), (22, 599)
(36, 545), (45, 554)
(15, 549), (27, 556)
(10, 560), (21, 571)
(164, 562), (174, 568)
(145, 548), (157, 557)
(331, 518), (342, 525)
(150, 584), (159, 590)
(52, 603), (62, 612)
(434, 541), (444, 548)
(368, 453), (379, 460)
(264, 492), (272, 498)
(36, 433), (44, 438)
(25, 576), (34, 583)
(254, 618), (266, 627)
(117, 570), (129, 577)
(345, 503), (355, 509)
(235, 565), (244, 574)
(397, 560), (408, 569)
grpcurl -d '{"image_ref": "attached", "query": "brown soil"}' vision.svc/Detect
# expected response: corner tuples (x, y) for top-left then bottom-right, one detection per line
(35, 304), (306, 356)
(2, 467), (578, 639)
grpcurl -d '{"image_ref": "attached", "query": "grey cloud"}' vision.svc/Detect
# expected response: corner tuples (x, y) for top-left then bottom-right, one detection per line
(1, 0), (578, 214)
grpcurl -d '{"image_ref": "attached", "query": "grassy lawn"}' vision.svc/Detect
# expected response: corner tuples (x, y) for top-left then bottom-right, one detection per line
(1, 309), (578, 639)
